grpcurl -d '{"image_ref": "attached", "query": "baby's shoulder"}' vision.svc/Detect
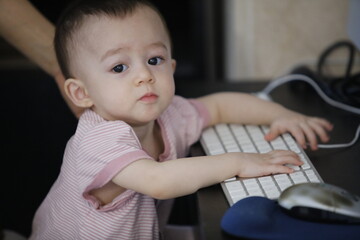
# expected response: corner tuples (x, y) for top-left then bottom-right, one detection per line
(165, 95), (194, 113)
(75, 110), (136, 142)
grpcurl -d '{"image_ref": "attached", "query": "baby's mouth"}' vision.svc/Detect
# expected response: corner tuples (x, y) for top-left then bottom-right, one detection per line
(139, 93), (158, 103)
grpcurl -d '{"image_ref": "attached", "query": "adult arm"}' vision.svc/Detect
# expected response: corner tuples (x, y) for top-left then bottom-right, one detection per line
(0, 0), (82, 117)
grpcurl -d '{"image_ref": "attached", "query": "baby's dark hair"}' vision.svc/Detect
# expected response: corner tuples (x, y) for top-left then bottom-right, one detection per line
(54, 0), (170, 79)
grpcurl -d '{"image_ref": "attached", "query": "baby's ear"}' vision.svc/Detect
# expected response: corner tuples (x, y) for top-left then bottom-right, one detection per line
(171, 59), (177, 74)
(64, 78), (93, 108)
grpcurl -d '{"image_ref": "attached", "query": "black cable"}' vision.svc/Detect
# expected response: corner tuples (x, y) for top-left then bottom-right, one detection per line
(316, 40), (360, 107)
(317, 40), (355, 84)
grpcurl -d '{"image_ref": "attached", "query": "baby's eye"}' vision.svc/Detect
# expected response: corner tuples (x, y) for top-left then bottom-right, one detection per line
(148, 57), (164, 66)
(112, 64), (128, 73)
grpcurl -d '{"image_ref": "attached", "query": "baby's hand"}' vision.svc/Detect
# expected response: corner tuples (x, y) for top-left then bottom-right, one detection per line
(264, 113), (333, 150)
(238, 150), (302, 178)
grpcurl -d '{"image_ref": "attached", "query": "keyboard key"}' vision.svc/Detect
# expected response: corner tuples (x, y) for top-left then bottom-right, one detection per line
(224, 181), (248, 204)
(225, 181), (243, 192)
(230, 125), (257, 153)
(305, 169), (321, 182)
(256, 143), (272, 153)
(209, 148), (226, 155)
(270, 139), (289, 150)
(224, 177), (237, 182)
(201, 123), (323, 206)
(289, 171), (308, 184)
(299, 154), (311, 169)
(231, 192), (248, 203)
(285, 164), (300, 171)
(243, 179), (265, 196)
(201, 128), (226, 155)
(241, 144), (257, 153)
(273, 174), (293, 191)
(246, 188), (264, 196)
(258, 176), (280, 198)
(283, 133), (302, 153)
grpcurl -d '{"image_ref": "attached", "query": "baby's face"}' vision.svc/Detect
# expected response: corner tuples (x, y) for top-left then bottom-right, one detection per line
(71, 6), (175, 125)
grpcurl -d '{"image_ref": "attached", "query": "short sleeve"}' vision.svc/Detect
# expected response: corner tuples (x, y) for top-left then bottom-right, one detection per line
(75, 120), (152, 200)
(188, 98), (211, 129)
(158, 96), (211, 160)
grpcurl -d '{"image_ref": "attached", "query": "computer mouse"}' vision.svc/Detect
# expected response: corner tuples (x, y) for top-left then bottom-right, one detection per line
(278, 182), (360, 224)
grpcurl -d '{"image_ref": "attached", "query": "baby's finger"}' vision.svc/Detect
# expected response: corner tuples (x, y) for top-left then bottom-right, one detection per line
(264, 127), (282, 141)
(308, 120), (330, 143)
(299, 122), (318, 150)
(313, 117), (333, 131)
(269, 150), (302, 165)
(288, 126), (307, 149)
(268, 165), (295, 175)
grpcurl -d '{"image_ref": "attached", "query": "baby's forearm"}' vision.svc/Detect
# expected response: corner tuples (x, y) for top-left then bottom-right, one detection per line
(151, 154), (241, 199)
(112, 149), (301, 200)
(198, 92), (294, 126)
(112, 154), (240, 200)
(113, 149), (301, 199)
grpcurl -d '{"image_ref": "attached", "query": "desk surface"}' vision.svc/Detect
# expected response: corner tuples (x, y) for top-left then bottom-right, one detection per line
(177, 80), (360, 240)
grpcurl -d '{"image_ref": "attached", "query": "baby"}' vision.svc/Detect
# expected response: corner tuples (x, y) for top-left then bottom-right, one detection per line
(30, 0), (333, 239)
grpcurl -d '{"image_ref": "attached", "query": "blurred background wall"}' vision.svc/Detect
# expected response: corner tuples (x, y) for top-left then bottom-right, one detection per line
(1, 0), (357, 82)
(224, 0), (354, 81)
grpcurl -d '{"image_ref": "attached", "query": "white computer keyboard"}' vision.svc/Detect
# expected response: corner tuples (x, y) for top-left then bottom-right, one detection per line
(200, 123), (322, 206)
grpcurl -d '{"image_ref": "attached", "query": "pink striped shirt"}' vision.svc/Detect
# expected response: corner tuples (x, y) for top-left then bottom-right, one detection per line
(30, 96), (210, 240)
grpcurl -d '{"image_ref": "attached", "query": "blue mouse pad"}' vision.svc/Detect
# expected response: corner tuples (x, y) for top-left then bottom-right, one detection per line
(221, 196), (360, 240)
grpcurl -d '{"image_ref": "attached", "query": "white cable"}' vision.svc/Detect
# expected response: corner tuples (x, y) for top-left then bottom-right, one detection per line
(261, 74), (360, 115)
(260, 74), (360, 149)
(317, 124), (360, 148)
